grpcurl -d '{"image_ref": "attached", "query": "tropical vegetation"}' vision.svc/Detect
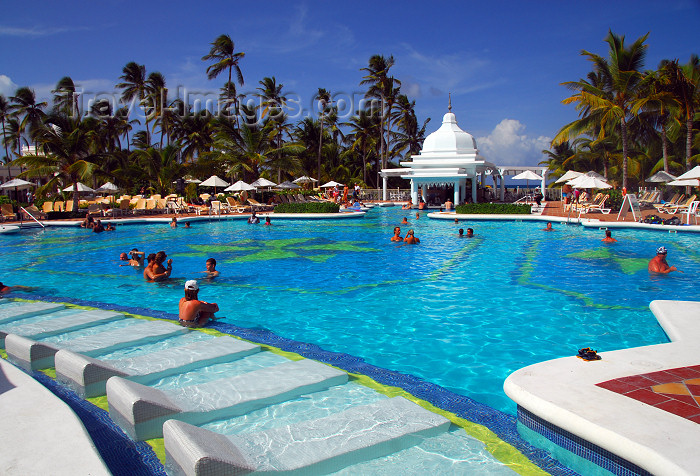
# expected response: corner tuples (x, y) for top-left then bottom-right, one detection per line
(1, 36), (428, 203)
(547, 30), (700, 190)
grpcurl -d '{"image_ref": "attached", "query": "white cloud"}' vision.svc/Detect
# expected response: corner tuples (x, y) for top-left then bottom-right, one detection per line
(0, 25), (90, 37)
(0, 75), (18, 97)
(477, 119), (551, 166)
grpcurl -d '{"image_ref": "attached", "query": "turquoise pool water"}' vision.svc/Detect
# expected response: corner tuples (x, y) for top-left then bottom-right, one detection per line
(2, 209), (697, 414)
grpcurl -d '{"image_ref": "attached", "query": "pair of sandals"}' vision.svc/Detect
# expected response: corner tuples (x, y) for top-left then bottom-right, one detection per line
(577, 347), (602, 361)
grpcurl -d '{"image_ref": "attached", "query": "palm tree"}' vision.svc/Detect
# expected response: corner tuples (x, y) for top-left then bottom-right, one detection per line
(633, 63), (680, 173)
(315, 88), (331, 183)
(17, 113), (102, 209)
(0, 94), (13, 178)
(10, 87), (47, 153)
(144, 72), (168, 146)
(391, 94), (429, 160)
(556, 31), (649, 189)
(132, 145), (184, 194)
(52, 76), (80, 116)
(345, 110), (377, 185)
(116, 61), (148, 133)
(202, 34), (244, 125)
(360, 55), (401, 174)
(664, 56), (700, 173)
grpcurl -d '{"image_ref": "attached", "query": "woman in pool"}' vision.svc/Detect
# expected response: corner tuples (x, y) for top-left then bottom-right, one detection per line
(144, 251), (172, 281)
(391, 226), (403, 242)
(400, 217), (408, 224)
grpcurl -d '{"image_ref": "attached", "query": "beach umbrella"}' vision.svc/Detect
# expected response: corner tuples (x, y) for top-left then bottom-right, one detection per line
(292, 175), (318, 184)
(0, 178), (35, 201)
(320, 180), (344, 188)
(96, 182), (119, 192)
(571, 176), (612, 189)
(184, 178), (202, 184)
(668, 178), (700, 187)
(251, 178), (277, 188)
(199, 175), (229, 194)
(675, 165), (700, 181)
(554, 170), (583, 184)
(511, 170), (543, 191)
(63, 182), (94, 192)
(583, 170), (606, 180)
(276, 181), (301, 189)
(646, 171), (677, 183)
(0, 178), (35, 190)
(225, 180), (256, 192)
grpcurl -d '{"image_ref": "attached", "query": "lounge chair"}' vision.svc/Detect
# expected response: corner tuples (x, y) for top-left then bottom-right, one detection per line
(65, 200), (76, 213)
(226, 197), (248, 213)
(132, 198), (148, 215)
(21, 205), (47, 221)
(87, 203), (103, 217)
(653, 193), (681, 211)
(684, 201), (700, 225)
(582, 195), (611, 214)
(247, 198), (270, 211)
(41, 202), (54, 214)
(660, 195), (697, 214)
(1, 204), (17, 221)
(53, 201), (64, 212)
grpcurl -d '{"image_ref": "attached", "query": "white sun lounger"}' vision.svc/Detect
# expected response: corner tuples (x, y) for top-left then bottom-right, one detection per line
(55, 336), (260, 398)
(5, 320), (184, 371)
(0, 309), (123, 347)
(164, 397), (451, 476)
(107, 359), (349, 441)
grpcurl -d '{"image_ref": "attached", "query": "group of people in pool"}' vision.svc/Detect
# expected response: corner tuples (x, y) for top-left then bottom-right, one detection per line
(80, 213), (115, 233)
(541, 222), (680, 274)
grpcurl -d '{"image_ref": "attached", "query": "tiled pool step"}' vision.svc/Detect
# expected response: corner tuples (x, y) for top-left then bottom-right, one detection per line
(0, 301), (65, 324)
(163, 397), (451, 476)
(0, 302), (491, 475)
(55, 336), (261, 398)
(5, 320), (184, 370)
(106, 359), (349, 441)
(0, 309), (123, 347)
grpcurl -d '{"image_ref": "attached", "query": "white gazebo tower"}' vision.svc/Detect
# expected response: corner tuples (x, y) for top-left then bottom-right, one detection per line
(380, 98), (501, 204)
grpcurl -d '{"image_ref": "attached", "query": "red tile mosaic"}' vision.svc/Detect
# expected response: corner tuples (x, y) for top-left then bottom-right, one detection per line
(596, 365), (700, 425)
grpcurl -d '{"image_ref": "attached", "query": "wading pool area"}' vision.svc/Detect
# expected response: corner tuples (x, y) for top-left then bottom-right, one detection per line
(1, 206), (698, 475)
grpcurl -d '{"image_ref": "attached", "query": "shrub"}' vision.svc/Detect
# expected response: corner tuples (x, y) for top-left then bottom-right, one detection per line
(455, 203), (532, 214)
(600, 189), (623, 211)
(274, 202), (340, 213)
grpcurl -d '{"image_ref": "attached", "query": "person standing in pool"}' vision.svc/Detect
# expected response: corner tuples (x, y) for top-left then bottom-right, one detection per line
(648, 246), (681, 274)
(444, 198), (453, 211)
(391, 226), (403, 242)
(466, 228), (474, 237)
(542, 222), (554, 232)
(404, 229), (420, 244)
(458, 228), (465, 237)
(170, 217), (178, 228)
(178, 280), (219, 328)
(204, 258), (219, 278)
(145, 251), (172, 281)
(400, 217), (408, 224)
(602, 230), (617, 243)
(247, 211), (260, 224)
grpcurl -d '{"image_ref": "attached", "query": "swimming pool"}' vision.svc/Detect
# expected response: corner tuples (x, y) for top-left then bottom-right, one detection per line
(2, 208), (696, 414)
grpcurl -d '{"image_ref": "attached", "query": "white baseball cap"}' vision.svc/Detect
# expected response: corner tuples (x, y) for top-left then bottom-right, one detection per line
(185, 280), (199, 291)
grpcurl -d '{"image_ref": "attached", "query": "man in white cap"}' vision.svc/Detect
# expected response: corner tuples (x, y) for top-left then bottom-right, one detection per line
(648, 246), (681, 274)
(178, 280), (219, 327)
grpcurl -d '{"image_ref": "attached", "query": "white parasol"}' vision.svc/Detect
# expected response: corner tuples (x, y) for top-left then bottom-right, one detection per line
(571, 176), (612, 189)
(225, 180), (256, 192)
(63, 182), (94, 192)
(554, 170), (583, 184)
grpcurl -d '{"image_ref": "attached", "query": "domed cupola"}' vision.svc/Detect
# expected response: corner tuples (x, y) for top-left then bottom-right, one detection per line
(420, 107), (477, 156)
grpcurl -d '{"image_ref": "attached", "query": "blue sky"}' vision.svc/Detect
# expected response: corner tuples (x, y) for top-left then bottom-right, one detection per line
(2, 0), (699, 166)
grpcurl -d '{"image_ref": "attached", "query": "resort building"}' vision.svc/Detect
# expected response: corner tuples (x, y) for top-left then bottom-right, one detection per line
(380, 105), (547, 204)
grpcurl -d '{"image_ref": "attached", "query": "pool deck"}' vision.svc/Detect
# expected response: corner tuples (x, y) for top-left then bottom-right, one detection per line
(505, 300), (700, 476)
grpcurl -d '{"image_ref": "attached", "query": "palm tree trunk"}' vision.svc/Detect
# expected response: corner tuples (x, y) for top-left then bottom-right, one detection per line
(661, 122), (669, 172)
(317, 115), (324, 183)
(621, 118), (629, 190)
(2, 118), (11, 179)
(72, 182), (79, 214)
(686, 117), (693, 172)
